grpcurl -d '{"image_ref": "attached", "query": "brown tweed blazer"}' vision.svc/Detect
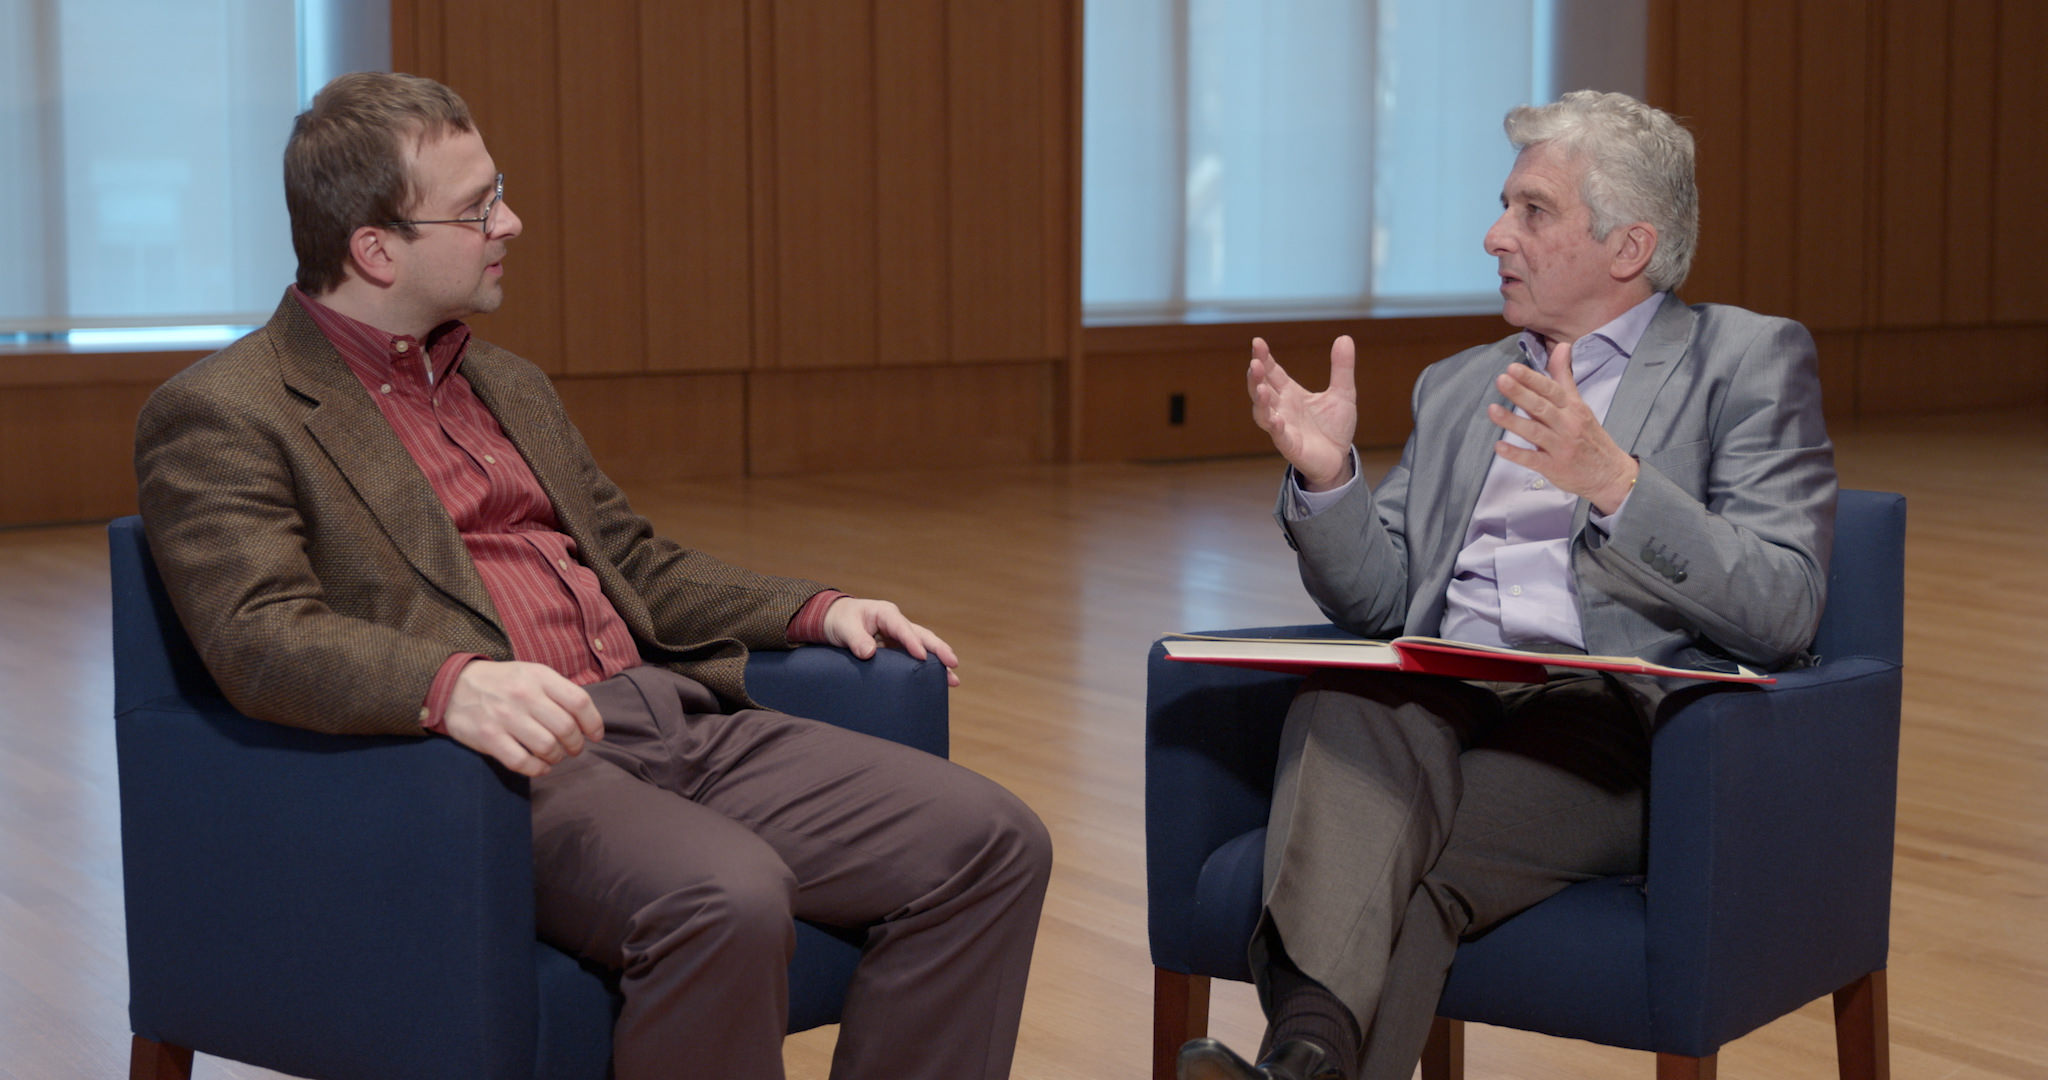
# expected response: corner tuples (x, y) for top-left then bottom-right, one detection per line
(134, 293), (825, 737)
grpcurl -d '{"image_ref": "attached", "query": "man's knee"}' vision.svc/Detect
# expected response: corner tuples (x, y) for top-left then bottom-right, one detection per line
(626, 856), (799, 970)
(945, 771), (1054, 889)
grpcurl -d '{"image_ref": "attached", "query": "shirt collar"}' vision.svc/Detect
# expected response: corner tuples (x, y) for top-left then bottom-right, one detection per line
(290, 285), (471, 386)
(1516, 290), (1667, 378)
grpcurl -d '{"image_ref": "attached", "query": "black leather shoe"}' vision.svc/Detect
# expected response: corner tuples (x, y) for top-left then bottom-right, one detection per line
(1176, 1037), (1340, 1080)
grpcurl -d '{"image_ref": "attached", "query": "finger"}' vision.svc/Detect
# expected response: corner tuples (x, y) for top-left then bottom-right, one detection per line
(544, 678), (605, 743)
(509, 707), (581, 763)
(1492, 439), (1543, 473)
(1250, 381), (1281, 432)
(1487, 402), (1549, 449)
(1328, 335), (1356, 399)
(1496, 365), (1563, 417)
(1254, 341), (1297, 397)
(1548, 338), (1573, 378)
(482, 729), (548, 778)
(852, 617), (882, 659)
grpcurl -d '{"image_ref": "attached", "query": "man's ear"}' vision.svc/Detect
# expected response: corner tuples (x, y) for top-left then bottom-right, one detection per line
(1610, 222), (1657, 283)
(347, 225), (400, 288)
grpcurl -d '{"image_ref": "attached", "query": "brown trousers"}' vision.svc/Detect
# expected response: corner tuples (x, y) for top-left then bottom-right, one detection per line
(529, 666), (1051, 1080)
(1258, 670), (1651, 1080)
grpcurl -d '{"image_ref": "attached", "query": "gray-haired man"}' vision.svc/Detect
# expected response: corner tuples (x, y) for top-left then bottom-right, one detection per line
(1180, 90), (1836, 1080)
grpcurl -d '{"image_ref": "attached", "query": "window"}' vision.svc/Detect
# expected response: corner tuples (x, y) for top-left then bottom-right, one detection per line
(1083, 0), (1645, 324)
(0, 0), (388, 349)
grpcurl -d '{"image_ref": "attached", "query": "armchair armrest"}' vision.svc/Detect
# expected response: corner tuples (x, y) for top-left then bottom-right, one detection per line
(744, 645), (950, 758)
(1643, 656), (1903, 1050)
(1145, 627), (1329, 972)
(116, 697), (541, 1080)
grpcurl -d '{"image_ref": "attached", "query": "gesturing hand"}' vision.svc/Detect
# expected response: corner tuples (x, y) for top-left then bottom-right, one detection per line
(1487, 339), (1639, 514)
(443, 659), (605, 777)
(822, 597), (962, 687)
(1247, 335), (1359, 491)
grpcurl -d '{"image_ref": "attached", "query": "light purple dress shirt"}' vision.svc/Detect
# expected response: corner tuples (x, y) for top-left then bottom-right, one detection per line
(1288, 291), (1667, 649)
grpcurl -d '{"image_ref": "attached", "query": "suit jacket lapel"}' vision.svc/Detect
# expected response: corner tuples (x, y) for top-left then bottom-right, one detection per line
(461, 347), (596, 536)
(269, 299), (503, 632)
(1571, 293), (1695, 535)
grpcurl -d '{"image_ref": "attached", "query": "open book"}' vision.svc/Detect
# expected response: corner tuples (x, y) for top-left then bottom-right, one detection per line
(1160, 633), (1774, 684)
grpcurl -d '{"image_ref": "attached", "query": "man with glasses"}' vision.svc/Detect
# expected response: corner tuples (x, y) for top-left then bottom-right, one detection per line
(134, 71), (1049, 1080)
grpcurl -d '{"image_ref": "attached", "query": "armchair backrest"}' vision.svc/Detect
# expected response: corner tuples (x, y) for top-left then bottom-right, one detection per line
(109, 515), (221, 714)
(1809, 490), (1907, 666)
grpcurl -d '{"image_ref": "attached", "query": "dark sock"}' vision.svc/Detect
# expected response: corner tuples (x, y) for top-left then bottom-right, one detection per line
(1261, 931), (1362, 1080)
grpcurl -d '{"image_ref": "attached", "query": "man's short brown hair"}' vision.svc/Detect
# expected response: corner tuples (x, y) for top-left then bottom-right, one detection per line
(285, 72), (476, 294)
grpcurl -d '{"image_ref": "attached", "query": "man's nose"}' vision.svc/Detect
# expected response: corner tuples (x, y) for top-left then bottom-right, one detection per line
(1483, 212), (1511, 256)
(494, 200), (524, 240)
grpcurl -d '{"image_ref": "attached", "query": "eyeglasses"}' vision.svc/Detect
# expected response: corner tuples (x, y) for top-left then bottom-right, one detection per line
(383, 173), (504, 234)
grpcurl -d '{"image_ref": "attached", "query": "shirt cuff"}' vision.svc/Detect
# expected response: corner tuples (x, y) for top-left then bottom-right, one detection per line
(786, 589), (849, 644)
(1588, 487), (1631, 536)
(422, 652), (488, 733)
(1283, 448), (1363, 520)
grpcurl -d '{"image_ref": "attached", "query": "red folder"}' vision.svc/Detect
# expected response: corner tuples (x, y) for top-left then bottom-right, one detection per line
(1160, 634), (1774, 685)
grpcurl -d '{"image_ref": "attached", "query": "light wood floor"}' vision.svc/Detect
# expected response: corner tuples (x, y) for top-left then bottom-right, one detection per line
(1, 409), (2042, 1080)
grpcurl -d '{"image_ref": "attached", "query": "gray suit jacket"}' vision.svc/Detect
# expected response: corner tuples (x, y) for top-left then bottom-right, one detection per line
(1281, 296), (1837, 678)
(135, 293), (825, 737)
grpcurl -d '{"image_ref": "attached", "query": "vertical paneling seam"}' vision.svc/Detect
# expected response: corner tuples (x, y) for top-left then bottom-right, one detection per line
(1861, 0), (1886, 334)
(1786, 0), (1804, 323)
(941, 0), (957, 371)
(1982, 0), (2004, 326)
(866, 0), (884, 370)
(1732, 0), (1749, 305)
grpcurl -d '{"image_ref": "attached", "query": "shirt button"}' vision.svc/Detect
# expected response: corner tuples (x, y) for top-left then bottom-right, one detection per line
(1510, 585), (1524, 596)
(394, 340), (410, 353)
(483, 454), (496, 464)
(380, 383), (392, 394)
(557, 559), (568, 571)
(592, 639), (605, 652)
(1530, 477), (1547, 490)
(418, 707), (430, 722)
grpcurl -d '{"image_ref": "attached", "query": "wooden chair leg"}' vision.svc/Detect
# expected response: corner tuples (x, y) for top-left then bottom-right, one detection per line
(1419, 1016), (1464, 1080)
(1833, 970), (1891, 1080)
(1154, 967), (1212, 1080)
(129, 1035), (194, 1080)
(1656, 1052), (1717, 1079)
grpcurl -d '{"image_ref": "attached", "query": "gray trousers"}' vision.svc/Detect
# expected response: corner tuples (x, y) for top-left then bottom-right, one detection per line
(1258, 670), (1650, 1080)
(529, 666), (1052, 1080)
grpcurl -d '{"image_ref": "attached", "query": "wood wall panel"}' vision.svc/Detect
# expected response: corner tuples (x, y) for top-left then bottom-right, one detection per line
(1739, 0), (1798, 317)
(0, 383), (153, 525)
(948, 5), (1060, 363)
(767, 0), (877, 369)
(1856, 327), (2048, 414)
(1789, 0), (1871, 331)
(1811, 329), (1861, 421)
(875, 0), (952, 367)
(551, 373), (747, 487)
(438, 0), (566, 371)
(557, 0), (644, 374)
(1991, 0), (2048, 323)
(1667, 1), (1744, 305)
(640, 1), (754, 371)
(746, 362), (1056, 475)
(1941, 0), (1996, 327)
(1875, 0), (1948, 327)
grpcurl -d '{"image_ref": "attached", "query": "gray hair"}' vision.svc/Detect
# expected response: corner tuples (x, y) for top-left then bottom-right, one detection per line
(1503, 90), (1698, 292)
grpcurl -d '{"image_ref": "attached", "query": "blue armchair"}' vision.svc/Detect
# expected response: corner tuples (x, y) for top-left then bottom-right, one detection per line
(110, 515), (950, 1080)
(1145, 489), (1904, 1080)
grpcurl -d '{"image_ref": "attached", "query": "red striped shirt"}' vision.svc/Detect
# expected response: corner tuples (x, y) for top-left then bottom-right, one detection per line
(290, 288), (839, 729)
